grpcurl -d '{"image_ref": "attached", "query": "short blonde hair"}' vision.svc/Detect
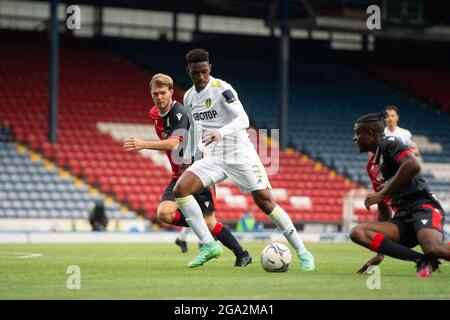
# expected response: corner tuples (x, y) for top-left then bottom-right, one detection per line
(150, 73), (173, 90)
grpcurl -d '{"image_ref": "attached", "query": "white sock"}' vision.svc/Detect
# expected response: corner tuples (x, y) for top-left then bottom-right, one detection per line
(175, 196), (214, 244)
(178, 227), (191, 241)
(269, 205), (306, 254)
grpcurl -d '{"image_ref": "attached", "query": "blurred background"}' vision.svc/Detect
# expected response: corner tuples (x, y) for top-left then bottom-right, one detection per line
(0, 0), (449, 241)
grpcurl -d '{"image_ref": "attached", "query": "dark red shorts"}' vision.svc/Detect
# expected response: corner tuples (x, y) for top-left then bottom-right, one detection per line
(390, 199), (446, 248)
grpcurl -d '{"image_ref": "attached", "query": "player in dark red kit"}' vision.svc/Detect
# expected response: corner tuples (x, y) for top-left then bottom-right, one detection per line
(124, 73), (251, 267)
(351, 113), (450, 277)
(355, 130), (397, 274)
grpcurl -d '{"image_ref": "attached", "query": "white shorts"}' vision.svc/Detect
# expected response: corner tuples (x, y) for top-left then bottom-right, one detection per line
(187, 152), (272, 193)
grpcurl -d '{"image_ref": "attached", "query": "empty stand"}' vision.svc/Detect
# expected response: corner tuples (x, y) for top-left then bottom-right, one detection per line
(7, 34), (448, 225)
(0, 142), (134, 219)
(120, 39), (450, 217)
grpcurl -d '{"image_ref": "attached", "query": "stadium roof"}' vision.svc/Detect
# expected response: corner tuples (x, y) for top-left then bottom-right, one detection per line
(20, 0), (450, 41)
(48, 0), (449, 26)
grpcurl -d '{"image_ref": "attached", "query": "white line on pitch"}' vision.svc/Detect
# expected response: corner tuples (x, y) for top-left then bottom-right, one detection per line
(0, 251), (43, 259)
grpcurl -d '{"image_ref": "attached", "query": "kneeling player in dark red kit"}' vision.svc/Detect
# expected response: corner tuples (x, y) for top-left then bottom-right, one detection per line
(351, 113), (449, 277)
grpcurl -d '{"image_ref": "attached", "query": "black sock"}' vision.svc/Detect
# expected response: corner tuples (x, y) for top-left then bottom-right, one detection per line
(212, 222), (245, 256)
(370, 233), (423, 262)
(172, 210), (189, 227)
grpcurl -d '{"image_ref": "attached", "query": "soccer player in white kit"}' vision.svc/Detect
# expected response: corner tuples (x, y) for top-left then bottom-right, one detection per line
(384, 105), (420, 156)
(173, 48), (315, 269)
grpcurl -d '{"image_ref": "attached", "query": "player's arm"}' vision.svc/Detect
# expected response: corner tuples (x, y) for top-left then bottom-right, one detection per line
(365, 151), (420, 209)
(217, 90), (249, 137)
(410, 143), (420, 157)
(181, 95), (194, 164)
(123, 137), (179, 152)
(127, 104), (190, 153)
(180, 111), (195, 171)
(376, 151), (420, 197)
(356, 250), (385, 273)
(407, 131), (420, 157)
(203, 87), (249, 146)
(377, 201), (392, 222)
(180, 96), (195, 172)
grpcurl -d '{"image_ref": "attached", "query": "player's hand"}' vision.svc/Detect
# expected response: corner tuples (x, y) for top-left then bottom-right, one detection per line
(356, 254), (384, 274)
(202, 130), (222, 147)
(123, 137), (144, 151)
(179, 162), (191, 174)
(364, 192), (385, 210)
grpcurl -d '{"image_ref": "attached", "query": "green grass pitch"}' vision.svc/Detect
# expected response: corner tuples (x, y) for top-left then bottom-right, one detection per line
(1, 242), (449, 299)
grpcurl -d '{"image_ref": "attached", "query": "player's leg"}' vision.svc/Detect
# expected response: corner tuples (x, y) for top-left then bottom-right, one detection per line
(224, 154), (315, 270)
(175, 228), (190, 253)
(157, 201), (190, 253)
(350, 221), (425, 262)
(178, 227), (191, 238)
(410, 201), (450, 277)
(251, 188), (315, 271)
(158, 179), (190, 226)
(414, 227), (449, 277)
(417, 229), (450, 259)
(157, 201), (188, 226)
(173, 161), (225, 267)
(350, 221), (400, 246)
(202, 213), (251, 266)
(173, 170), (215, 245)
(197, 186), (252, 266)
(157, 180), (191, 253)
(414, 203), (450, 261)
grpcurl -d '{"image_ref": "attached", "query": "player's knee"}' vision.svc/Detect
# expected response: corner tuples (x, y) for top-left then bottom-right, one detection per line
(203, 214), (216, 230)
(255, 196), (275, 213)
(173, 182), (189, 198)
(350, 225), (366, 244)
(157, 209), (173, 225)
(420, 239), (440, 257)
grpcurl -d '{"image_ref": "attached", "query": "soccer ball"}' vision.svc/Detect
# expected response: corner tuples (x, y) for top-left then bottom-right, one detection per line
(260, 243), (292, 272)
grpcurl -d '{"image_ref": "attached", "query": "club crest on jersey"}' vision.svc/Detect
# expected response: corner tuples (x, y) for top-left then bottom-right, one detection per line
(376, 172), (384, 183)
(176, 113), (183, 120)
(370, 163), (383, 183)
(205, 98), (212, 109)
(162, 132), (168, 139)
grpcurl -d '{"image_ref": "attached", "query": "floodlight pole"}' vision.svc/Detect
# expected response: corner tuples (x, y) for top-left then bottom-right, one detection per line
(48, 0), (59, 144)
(173, 11), (178, 42)
(278, 0), (289, 149)
(94, 5), (104, 38)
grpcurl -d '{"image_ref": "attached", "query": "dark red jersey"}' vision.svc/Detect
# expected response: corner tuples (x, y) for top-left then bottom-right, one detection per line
(367, 153), (392, 207)
(149, 101), (189, 178)
(374, 136), (432, 212)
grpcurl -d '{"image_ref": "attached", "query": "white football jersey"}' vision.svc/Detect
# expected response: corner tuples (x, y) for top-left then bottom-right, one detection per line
(384, 126), (414, 147)
(183, 76), (254, 161)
